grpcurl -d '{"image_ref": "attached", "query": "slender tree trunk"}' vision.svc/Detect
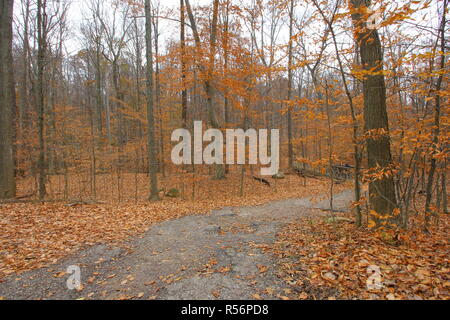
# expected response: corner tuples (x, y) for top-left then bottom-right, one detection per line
(313, 0), (363, 226)
(144, 0), (160, 201)
(0, 0), (16, 199)
(37, 0), (47, 200)
(180, 0), (188, 128)
(287, 0), (294, 169)
(223, 0), (230, 174)
(185, 0), (224, 179)
(89, 107), (97, 200)
(105, 68), (112, 145)
(19, 0), (30, 131)
(95, 44), (103, 135)
(425, 0), (446, 226)
(442, 164), (448, 214)
(152, 12), (165, 176)
(324, 80), (334, 213)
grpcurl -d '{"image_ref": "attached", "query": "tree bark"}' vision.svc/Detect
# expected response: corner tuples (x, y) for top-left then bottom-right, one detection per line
(144, 0), (160, 201)
(350, 0), (397, 225)
(153, 12), (165, 177)
(287, 0), (294, 169)
(37, 0), (47, 200)
(425, 0), (446, 226)
(180, 0), (188, 128)
(185, 0), (224, 179)
(0, 0), (16, 199)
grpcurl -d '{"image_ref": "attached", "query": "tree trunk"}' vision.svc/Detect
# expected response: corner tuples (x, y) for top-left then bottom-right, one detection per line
(287, 0), (294, 169)
(425, 0), (446, 226)
(442, 165), (448, 215)
(180, 0), (188, 128)
(185, 0), (224, 179)
(95, 44), (103, 135)
(350, 0), (397, 225)
(0, 0), (16, 199)
(223, 0), (230, 174)
(324, 80), (334, 213)
(37, 0), (47, 200)
(144, 0), (160, 201)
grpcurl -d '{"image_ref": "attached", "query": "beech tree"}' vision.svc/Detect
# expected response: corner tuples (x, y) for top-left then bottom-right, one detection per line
(350, 0), (398, 226)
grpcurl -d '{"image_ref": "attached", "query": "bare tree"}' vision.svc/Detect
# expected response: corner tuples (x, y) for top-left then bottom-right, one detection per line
(36, 0), (47, 199)
(145, 0), (159, 201)
(180, 0), (188, 128)
(287, 0), (294, 169)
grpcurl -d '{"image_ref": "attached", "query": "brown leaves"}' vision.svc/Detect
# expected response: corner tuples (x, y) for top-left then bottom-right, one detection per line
(257, 265), (269, 274)
(264, 287), (274, 295)
(217, 266), (231, 273)
(270, 211), (450, 300)
(252, 293), (262, 300)
(0, 174), (348, 279)
(211, 290), (221, 298)
(298, 292), (308, 300)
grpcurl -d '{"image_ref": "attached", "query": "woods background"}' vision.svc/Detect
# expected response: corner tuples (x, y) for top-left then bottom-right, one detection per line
(0, 0), (448, 229)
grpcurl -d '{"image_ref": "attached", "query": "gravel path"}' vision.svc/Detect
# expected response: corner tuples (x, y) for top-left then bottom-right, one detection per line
(0, 190), (354, 300)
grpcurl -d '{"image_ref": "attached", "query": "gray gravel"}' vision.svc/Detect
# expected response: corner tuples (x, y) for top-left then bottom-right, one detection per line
(0, 190), (354, 300)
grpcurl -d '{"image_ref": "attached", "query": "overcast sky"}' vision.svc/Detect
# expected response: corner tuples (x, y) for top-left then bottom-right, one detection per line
(64, 0), (217, 54)
(13, 0), (442, 59)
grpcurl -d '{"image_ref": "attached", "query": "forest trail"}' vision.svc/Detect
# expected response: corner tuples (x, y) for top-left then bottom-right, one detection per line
(0, 190), (354, 300)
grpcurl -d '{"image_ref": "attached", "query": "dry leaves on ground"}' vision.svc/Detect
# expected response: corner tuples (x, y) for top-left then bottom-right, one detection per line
(268, 207), (450, 300)
(0, 173), (349, 278)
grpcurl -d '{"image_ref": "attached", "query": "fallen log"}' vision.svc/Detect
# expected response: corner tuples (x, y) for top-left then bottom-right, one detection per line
(65, 200), (103, 207)
(292, 168), (320, 179)
(252, 176), (271, 187)
(14, 193), (35, 200)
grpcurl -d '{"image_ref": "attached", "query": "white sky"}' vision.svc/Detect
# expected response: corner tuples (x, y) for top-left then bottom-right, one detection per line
(63, 0), (228, 54)
(13, 0), (442, 61)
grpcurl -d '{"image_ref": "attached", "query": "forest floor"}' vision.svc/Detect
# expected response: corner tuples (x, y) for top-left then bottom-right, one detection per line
(0, 187), (355, 300)
(0, 174), (448, 300)
(0, 173), (350, 277)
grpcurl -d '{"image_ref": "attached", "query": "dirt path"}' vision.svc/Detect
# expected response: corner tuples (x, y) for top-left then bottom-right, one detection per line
(0, 190), (354, 300)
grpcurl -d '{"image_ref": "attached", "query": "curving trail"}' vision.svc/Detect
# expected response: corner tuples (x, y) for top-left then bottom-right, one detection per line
(0, 191), (354, 300)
